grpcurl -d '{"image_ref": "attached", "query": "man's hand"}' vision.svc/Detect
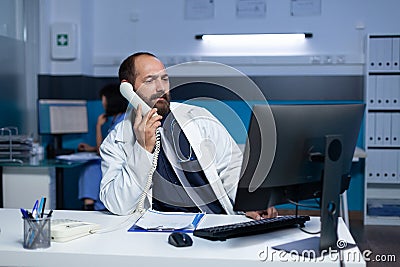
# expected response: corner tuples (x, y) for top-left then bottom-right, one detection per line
(245, 207), (278, 220)
(133, 105), (162, 153)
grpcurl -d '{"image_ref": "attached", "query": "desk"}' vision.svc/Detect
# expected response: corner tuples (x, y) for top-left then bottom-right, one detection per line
(0, 209), (366, 267)
(0, 157), (84, 209)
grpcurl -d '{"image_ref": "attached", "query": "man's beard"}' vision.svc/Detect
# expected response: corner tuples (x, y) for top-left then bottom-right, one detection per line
(151, 93), (171, 117)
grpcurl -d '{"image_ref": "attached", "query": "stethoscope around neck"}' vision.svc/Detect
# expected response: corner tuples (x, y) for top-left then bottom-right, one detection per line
(169, 119), (195, 163)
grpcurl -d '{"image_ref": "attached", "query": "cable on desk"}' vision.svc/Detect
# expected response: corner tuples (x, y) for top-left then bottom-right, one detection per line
(89, 212), (141, 235)
(292, 200), (321, 235)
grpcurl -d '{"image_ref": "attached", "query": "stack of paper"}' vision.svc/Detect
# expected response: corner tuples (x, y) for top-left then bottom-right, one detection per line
(56, 152), (100, 162)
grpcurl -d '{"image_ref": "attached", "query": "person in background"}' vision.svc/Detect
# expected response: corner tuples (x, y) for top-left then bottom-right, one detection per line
(77, 83), (128, 210)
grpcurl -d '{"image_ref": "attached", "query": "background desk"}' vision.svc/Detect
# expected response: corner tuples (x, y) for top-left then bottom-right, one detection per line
(0, 157), (84, 209)
(0, 209), (366, 267)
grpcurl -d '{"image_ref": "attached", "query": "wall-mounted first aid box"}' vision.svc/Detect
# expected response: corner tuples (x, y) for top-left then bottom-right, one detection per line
(51, 23), (77, 60)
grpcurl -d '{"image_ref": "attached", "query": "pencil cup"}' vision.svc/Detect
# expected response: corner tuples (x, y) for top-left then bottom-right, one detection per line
(23, 216), (51, 249)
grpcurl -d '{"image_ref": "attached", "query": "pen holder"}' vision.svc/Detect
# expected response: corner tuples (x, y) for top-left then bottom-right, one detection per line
(23, 216), (51, 249)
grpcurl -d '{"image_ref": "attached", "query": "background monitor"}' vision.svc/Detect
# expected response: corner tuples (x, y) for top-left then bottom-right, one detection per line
(38, 99), (88, 155)
(234, 103), (365, 254)
(38, 99), (88, 135)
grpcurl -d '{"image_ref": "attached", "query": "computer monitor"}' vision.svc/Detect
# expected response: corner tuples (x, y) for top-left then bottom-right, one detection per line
(234, 103), (365, 255)
(38, 99), (89, 154)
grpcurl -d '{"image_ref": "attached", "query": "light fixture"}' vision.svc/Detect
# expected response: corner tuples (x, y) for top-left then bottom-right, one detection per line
(195, 33), (313, 42)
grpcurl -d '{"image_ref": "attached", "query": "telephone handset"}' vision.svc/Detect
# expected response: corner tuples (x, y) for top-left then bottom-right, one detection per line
(120, 81), (161, 214)
(120, 81), (155, 116)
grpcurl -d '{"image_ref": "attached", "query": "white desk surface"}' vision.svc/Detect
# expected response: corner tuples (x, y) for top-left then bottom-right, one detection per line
(0, 209), (365, 267)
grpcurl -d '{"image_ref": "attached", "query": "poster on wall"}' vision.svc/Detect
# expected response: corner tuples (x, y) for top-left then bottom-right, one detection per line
(236, 0), (266, 18)
(185, 0), (215, 20)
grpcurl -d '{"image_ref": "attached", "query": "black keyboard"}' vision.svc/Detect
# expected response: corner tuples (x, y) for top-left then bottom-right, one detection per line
(193, 215), (310, 241)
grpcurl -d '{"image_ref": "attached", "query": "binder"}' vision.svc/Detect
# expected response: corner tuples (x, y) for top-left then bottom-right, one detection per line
(366, 150), (378, 182)
(381, 76), (392, 109)
(376, 76), (385, 108)
(375, 38), (385, 69)
(382, 38), (393, 70)
(383, 113), (392, 146)
(367, 113), (376, 146)
(381, 150), (397, 183)
(369, 37), (379, 70)
(375, 113), (385, 146)
(367, 76), (377, 108)
(398, 151), (400, 183)
(392, 37), (400, 70)
(390, 76), (400, 109)
(392, 113), (400, 146)
(393, 151), (399, 183)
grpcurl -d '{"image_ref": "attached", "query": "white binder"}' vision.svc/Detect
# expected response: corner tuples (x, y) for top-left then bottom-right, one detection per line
(383, 113), (392, 146)
(369, 37), (379, 70)
(391, 113), (400, 146)
(398, 151), (400, 183)
(390, 76), (400, 109)
(386, 76), (399, 109)
(368, 38), (379, 70)
(392, 37), (400, 70)
(366, 150), (379, 182)
(367, 113), (376, 146)
(381, 150), (398, 183)
(380, 76), (392, 109)
(367, 76), (377, 108)
(375, 113), (385, 146)
(376, 76), (385, 108)
(382, 38), (393, 70)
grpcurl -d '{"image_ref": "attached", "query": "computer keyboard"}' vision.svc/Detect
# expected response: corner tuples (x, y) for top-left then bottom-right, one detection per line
(193, 215), (310, 241)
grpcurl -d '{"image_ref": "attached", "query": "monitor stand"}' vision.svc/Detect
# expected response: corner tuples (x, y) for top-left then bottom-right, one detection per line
(272, 135), (355, 258)
(53, 135), (74, 156)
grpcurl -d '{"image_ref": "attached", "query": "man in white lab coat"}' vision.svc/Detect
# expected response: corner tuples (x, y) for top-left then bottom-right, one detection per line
(99, 52), (277, 220)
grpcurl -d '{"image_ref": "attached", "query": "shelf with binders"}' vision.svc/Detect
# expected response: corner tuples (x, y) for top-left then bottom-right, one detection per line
(365, 111), (400, 149)
(364, 34), (400, 225)
(366, 74), (400, 111)
(368, 35), (400, 72)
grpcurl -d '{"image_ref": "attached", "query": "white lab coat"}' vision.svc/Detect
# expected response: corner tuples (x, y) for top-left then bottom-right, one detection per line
(99, 102), (243, 215)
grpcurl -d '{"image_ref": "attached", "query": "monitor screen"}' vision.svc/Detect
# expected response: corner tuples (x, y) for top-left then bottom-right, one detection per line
(234, 103), (365, 212)
(38, 99), (89, 135)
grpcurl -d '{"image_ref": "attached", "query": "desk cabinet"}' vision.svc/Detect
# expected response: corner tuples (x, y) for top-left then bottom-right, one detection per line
(364, 34), (400, 225)
(1, 167), (56, 210)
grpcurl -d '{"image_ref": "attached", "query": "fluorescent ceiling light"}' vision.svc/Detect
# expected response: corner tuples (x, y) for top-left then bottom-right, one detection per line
(195, 33), (313, 42)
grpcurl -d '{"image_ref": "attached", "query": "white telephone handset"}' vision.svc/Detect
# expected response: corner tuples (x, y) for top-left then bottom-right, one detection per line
(120, 81), (154, 116)
(120, 81), (161, 214)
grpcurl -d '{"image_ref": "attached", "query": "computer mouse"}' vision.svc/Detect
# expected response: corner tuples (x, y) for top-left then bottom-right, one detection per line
(168, 232), (193, 247)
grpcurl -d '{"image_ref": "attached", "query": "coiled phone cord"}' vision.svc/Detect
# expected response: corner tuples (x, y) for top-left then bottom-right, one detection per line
(136, 128), (161, 214)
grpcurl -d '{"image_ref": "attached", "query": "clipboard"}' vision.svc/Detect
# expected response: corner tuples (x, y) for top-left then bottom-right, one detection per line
(128, 209), (205, 233)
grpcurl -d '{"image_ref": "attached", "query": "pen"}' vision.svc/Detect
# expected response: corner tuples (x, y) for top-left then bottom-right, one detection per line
(20, 208), (30, 219)
(32, 200), (39, 219)
(47, 209), (53, 218)
(39, 197), (47, 218)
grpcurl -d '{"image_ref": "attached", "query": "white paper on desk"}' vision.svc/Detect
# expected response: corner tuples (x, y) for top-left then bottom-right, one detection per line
(56, 152), (100, 162)
(135, 209), (200, 230)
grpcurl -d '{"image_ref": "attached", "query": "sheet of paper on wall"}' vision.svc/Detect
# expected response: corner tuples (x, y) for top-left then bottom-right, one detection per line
(131, 209), (205, 232)
(291, 0), (321, 17)
(236, 0), (266, 18)
(185, 0), (215, 20)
